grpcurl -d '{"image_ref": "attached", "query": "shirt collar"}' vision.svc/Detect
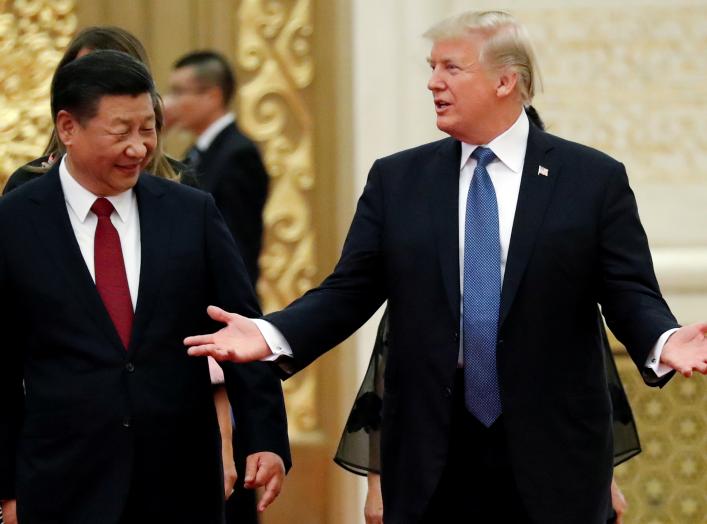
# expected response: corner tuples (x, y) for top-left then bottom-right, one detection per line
(196, 112), (235, 151)
(459, 109), (529, 174)
(59, 155), (134, 224)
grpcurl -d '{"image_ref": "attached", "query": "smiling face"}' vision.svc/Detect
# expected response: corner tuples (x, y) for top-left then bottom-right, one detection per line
(427, 32), (519, 144)
(57, 93), (157, 196)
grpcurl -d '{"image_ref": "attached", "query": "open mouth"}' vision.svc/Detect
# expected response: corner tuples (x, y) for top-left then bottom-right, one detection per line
(435, 100), (451, 112)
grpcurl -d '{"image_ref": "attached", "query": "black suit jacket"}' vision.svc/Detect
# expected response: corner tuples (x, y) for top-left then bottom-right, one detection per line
(190, 122), (268, 286)
(265, 125), (678, 523)
(0, 167), (290, 523)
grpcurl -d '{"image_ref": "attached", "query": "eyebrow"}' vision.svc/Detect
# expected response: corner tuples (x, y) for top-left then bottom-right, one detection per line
(109, 115), (156, 126)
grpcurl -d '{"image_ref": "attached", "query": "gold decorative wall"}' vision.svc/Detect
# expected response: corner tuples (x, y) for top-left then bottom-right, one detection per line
(0, 0), (76, 190)
(235, 0), (319, 438)
(519, 5), (707, 186)
(613, 350), (706, 524)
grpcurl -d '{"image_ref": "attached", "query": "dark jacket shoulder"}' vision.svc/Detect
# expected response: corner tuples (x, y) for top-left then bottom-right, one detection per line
(3, 155), (53, 196)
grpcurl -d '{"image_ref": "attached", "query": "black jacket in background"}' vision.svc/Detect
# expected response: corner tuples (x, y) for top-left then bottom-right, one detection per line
(185, 122), (268, 286)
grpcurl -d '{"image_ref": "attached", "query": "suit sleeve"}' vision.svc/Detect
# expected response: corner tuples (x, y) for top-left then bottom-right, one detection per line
(597, 162), (678, 386)
(264, 160), (388, 372)
(0, 228), (23, 499)
(202, 195), (291, 470)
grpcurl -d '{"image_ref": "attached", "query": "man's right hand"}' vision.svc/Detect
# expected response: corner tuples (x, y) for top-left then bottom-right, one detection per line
(185, 306), (270, 363)
(1, 499), (18, 524)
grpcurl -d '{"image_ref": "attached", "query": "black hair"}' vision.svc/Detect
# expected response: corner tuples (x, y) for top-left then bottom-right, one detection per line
(51, 49), (156, 124)
(173, 50), (235, 106)
(525, 105), (545, 131)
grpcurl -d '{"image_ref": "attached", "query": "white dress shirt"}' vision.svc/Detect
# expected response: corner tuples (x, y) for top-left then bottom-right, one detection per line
(195, 113), (235, 152)
(255, 111), (672, 376)
(59, 156), (141, 310)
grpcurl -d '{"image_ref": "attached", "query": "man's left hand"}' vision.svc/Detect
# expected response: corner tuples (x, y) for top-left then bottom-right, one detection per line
(244, 451), (286, 512)
(660, 322), (707, 377)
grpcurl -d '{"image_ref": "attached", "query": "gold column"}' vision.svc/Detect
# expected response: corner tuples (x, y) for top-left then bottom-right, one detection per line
(0, 0), (77, 189)
(235, 0), (320, 437)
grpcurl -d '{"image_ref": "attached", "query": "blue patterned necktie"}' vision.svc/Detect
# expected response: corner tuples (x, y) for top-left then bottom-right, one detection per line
(463, 146), (502, 427)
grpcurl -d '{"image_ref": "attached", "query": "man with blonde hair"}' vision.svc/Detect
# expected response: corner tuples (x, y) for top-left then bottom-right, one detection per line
(185, 10), (707, 523)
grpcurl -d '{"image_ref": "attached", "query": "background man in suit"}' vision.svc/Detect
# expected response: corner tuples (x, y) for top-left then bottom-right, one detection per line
(166, 50), (269, 286)
(185, 11), (707, 524)
(0, 50), (289, 524)
(166, 50), (271, 524)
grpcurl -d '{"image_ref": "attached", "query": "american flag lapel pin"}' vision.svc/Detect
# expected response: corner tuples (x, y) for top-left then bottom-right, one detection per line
(538, 165), (549, 177)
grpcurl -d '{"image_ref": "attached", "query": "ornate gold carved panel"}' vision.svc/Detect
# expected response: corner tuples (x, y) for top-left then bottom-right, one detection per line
(0, 0), (77, 190)
(517, 5), (707, 185)
(235, 0), (318, 437)
(614, 350), (706, 524)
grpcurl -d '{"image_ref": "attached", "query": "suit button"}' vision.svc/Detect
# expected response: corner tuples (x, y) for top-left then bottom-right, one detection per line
(125, 362), (135, 373)
(121, 416), (131, 428)
(497, 338), (504, 347)
(444, 386), (453, 398)
(453, 331), (459, 342)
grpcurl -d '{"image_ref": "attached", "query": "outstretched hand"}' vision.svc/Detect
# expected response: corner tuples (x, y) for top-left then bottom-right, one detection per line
(660, 322), (707, 377)
(185, 306), (271, 363)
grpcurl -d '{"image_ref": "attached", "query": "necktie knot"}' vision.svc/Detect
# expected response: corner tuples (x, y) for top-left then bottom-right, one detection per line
(184, 146), (202, 168)
(471, 147), (496, 169)
(91, 198), (115, 219)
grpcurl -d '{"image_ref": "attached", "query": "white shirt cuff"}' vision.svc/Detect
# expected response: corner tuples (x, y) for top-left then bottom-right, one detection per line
(252, 319), (294, 361)
(645, 328), (680, 377)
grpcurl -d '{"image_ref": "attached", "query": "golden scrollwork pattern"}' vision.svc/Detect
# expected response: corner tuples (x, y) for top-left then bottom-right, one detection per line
(235, 0), (318, 436)
(0, 0), (77, 190)
(613, 349), (706, 524)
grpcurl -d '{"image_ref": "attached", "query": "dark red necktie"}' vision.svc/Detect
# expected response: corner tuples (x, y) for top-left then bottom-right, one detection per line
(91, 198), (133, 350)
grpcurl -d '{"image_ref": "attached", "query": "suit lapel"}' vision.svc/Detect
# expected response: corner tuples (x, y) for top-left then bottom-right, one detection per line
(130, 174), (172, 354)
(428, 138), (462, 326)
(28, 167), (126, 353)
(500, 126), (559, 326)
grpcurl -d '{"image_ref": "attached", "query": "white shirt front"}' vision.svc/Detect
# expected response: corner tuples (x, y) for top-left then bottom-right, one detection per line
(196, 113), (235, 152)
(59, 156), (141, 309)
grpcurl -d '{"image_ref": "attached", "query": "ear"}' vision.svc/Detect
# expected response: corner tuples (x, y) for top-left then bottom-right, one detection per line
(55, 110), (79, 146)
(205, 86), (226, 109)
(495, 68), (519, 99)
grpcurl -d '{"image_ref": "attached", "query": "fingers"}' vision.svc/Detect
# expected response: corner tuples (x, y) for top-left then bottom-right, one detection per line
(183, 334), (215, 346)
(258, 473), (283, 512)
(186, 344), (227, 360)
(207, 305), (234, 324)
(244, 455), (259, 489)
(223, 465), (238, 499)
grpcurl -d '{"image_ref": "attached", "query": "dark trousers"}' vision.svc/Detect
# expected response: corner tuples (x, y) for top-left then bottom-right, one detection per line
(421, 371), (533, 523)
(226, 484), (259, 524)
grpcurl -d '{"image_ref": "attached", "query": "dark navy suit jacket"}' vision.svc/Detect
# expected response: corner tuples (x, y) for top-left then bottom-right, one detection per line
(265, 124), (677, 523)
(0, 167), (289, 523)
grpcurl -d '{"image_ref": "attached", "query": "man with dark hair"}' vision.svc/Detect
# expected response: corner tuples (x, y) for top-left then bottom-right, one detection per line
(167, 50), (268, 286)
(0, 50), (289, 524)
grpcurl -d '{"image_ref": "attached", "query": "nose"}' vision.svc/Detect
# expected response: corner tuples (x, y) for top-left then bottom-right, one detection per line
(125, 137), (149, 159)
(427, 67), (444, 92)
